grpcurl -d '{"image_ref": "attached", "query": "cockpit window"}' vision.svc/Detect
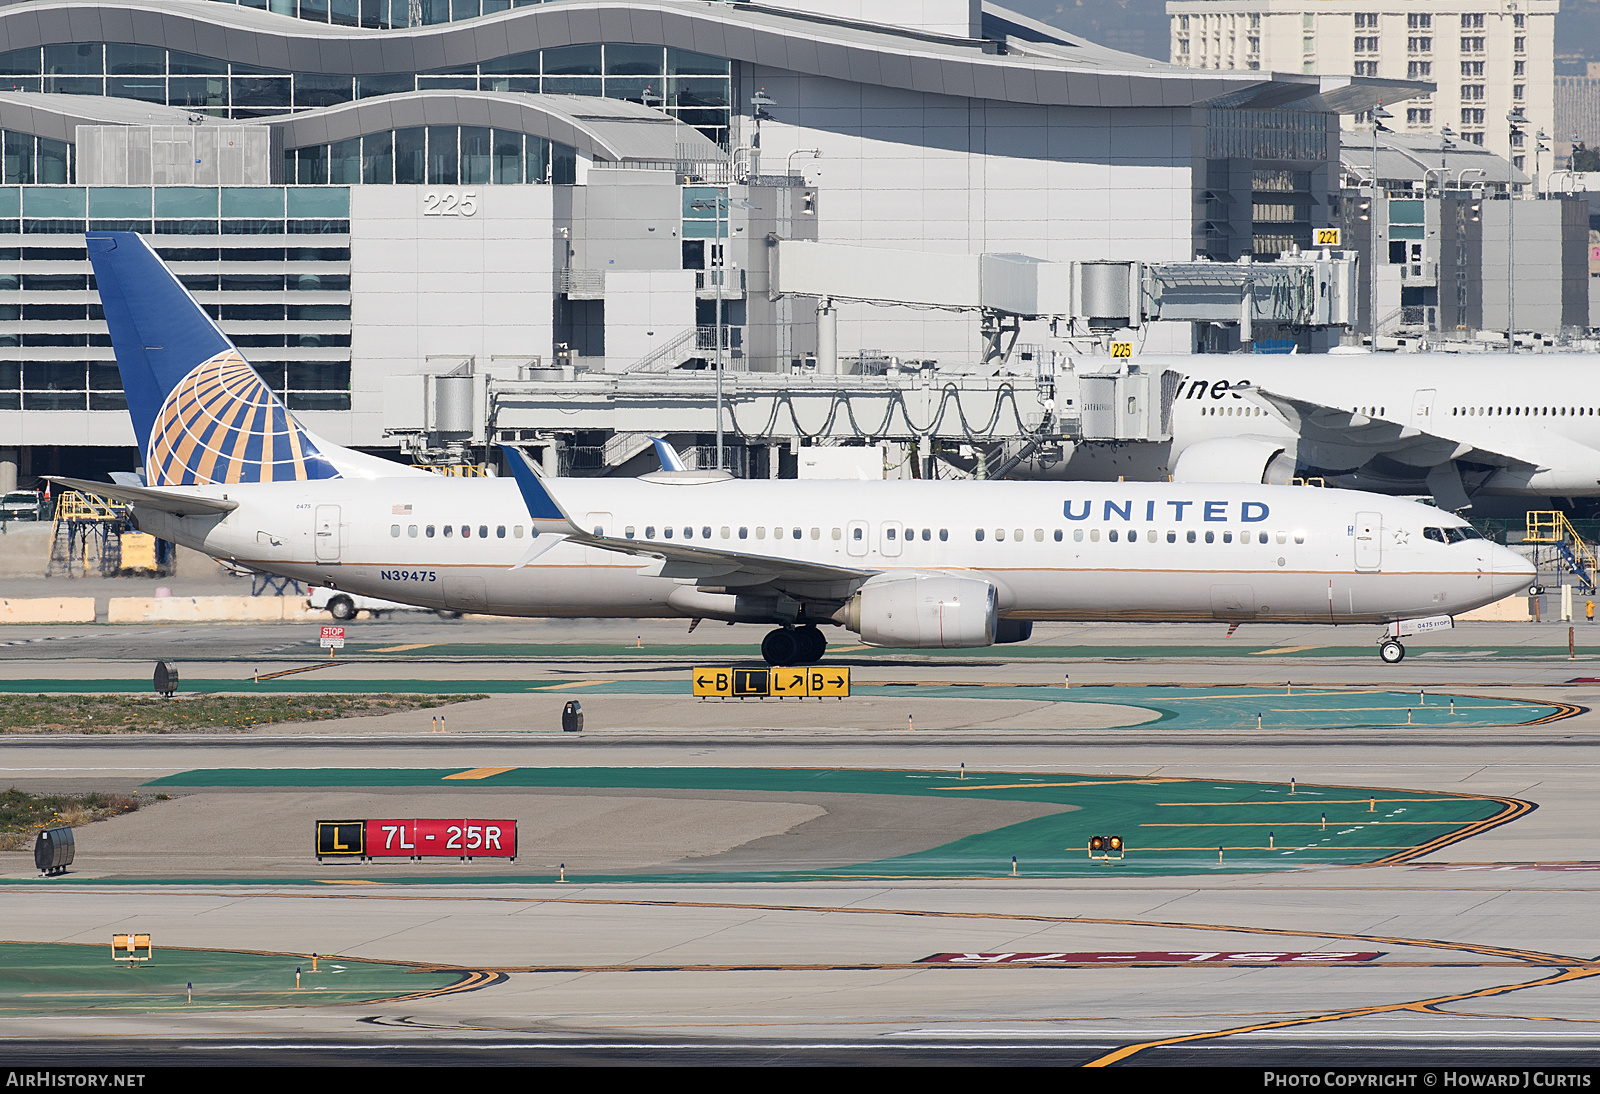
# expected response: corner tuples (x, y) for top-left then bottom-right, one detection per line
(1424, 527), (1447, 543)
(1447, 526), (1482, 543)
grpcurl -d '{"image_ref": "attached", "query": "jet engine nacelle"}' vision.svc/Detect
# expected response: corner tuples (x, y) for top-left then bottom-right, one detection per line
(839, 574), (997, 648)
(1172, 436), (1296, 486)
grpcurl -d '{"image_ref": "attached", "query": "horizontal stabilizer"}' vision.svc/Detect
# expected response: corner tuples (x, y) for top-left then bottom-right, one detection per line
(46, 477), (238, 517)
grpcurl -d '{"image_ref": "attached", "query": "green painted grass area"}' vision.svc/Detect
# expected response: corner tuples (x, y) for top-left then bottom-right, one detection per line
(0, 680), (1564, 730)
(0, 941), (467, 1014)
(138, 766), (1522, 880)
(860, 683), (1565, 731)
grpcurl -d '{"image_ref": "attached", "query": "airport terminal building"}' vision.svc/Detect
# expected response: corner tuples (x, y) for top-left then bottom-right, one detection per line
(0, 0), (1398, 483)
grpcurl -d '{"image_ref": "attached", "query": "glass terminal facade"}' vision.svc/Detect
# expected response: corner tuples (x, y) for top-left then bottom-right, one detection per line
(1, 43), (732, 146)
(0, 186), (354, 412)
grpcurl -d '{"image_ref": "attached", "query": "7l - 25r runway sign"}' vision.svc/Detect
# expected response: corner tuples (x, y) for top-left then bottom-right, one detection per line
(316, 818), (518, 861)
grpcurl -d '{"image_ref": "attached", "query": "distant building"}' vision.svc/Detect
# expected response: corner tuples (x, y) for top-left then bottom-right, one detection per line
(1336, 129), (1588, 341)
(1168, 1), (1557, 171)
(1555, 65), (1600, 159)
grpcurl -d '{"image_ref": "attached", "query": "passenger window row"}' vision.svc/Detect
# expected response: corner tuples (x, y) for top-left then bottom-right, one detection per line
(1067, 528), (1305, 545)
(1454, 406), (1595, 417)
(624, 525), (847, 541)
(588, 524), (1306, 549)
(389, 524), (526, 539)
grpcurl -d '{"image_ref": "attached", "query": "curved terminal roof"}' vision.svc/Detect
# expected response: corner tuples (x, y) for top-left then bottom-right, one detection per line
(0, 91), (211, 144)
(0, 0), (1277, 109)
(268, 91), (725, 160)
(0, 88), (722, 162)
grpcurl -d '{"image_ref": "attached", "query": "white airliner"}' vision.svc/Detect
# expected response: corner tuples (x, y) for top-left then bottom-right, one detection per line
(1061, 354), (1600, 509)
(53, 233), (1533, 666)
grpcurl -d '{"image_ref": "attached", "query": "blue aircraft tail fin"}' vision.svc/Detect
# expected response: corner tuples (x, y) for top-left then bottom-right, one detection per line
(87, 232), (340, 485)
(650, 437), (687, 472)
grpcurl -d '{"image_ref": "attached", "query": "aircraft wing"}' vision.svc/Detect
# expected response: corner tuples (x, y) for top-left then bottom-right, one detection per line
(1239, 383), (1541, 471)
(498, 445), (875, 595)
(46, 476), (239, 516)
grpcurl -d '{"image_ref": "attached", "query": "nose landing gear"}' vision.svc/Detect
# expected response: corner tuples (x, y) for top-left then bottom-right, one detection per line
(1379, 639), (1405, 664)
(761, 625), (827, 666)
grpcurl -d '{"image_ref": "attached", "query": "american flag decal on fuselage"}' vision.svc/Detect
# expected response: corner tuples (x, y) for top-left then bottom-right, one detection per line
(147, 349), (339, 486)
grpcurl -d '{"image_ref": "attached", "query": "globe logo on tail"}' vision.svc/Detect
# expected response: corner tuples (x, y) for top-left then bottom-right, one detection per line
(147, 350), (338, 486)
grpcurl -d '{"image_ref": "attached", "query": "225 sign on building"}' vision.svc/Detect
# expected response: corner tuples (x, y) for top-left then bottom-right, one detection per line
(316, 818), (518, 861)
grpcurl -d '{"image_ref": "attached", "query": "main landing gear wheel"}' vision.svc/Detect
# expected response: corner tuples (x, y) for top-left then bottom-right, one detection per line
(1379, 639), (1406, 664)
(795, 625), (826, 664)
(762, 626), (829, 666)
(761, 628), (800, 666)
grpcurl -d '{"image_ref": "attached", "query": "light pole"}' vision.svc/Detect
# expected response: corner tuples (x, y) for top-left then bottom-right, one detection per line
(1507, 108), (1527, 352)
(690, 191), (759, 471)
(1437, 125), (1456, 196)
(749, 88), (775, 181)
(1369, 104), (1393, 342)
(714, 189), (725, 468)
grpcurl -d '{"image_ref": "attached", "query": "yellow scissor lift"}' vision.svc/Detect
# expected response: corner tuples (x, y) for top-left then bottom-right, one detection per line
(1525, 511), (1598, 593)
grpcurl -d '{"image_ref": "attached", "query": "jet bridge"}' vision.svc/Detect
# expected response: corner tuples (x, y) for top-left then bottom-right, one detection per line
(381, 352), (1189, 478)
(771, 240), (1359, 367)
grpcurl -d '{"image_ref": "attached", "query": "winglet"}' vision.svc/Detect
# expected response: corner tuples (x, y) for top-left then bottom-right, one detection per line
(650, 437), (687, 472)
(499, 445), (575, 531)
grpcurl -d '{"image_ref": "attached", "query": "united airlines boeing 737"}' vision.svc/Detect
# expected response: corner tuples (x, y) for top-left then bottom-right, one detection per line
(52, 232), (1533, 665)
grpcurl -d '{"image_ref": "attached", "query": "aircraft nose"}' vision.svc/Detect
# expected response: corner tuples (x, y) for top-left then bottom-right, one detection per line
(1490, 544), (1535, 595)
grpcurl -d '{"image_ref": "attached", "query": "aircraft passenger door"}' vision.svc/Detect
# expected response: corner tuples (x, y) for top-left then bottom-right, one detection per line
(880, 520), (903, 558)
(1354, 512), (1382, 572)
(1410, 389), (1436, 431)
(314, 504), (341, 562)
(846, 520), (869, 557)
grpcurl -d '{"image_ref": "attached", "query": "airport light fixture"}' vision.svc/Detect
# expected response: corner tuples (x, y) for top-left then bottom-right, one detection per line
(689, 192), (760, 469)
(786, 148), (821, 177)
(1087, 835), (1125, 861)
(690, 193), (729, 467)
(1437, 125), (1456, 197)
(749, 88), (776, 178)
(1507, 108), (1528, 352)
(1369, 104), (1393, 343)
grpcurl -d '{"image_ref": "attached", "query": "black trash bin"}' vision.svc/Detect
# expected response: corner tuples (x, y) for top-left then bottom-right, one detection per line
(561, 700), (584, 733)
(154, 661), (179, 698)
(34, 826), (74, 876)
